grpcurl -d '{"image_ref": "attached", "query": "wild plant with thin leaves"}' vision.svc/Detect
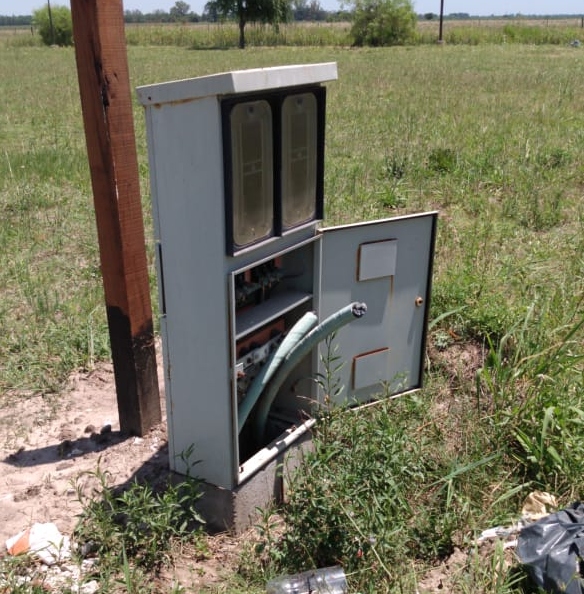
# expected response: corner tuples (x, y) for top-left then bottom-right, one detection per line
(0, 555), (60, 594)
(478, 299), (584, 494)
(244, 391), (523, 592)
(73, 462), (206, 574)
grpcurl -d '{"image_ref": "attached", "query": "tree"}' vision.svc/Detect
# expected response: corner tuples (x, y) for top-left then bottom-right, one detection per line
(292, 0), (309, 20)
(307, 0), (327, 20)
(124, 9), (145, 23)
(170, 1), (191, 21)
(293, 0), (325, 21)
(33, 4), (72, 46)
(204, 0), (220, 21)
(350, 0), (416, 46)
(146, 9), (172, 22)
(213, 0), (290, 48)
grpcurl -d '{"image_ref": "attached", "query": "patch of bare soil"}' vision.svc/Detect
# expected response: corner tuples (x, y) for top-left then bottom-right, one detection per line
(1, 339), (507, 593)
(0, 363), (168, 548)
(427, 338), (486, 392)
(417, 541), (518, 593)
(0, 354), (240, 590)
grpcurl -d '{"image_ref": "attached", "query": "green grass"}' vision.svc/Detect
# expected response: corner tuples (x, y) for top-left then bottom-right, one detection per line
(125, 21), (352, 48)
(126, 18), (584, 48)
(72, 462), (208, 591)
(5, 18), (580, 50)
(0, 40), (583, 593)
(0, 47), (106, 396)
(417, 18), (584, 45)
(126, 19), (584, 49)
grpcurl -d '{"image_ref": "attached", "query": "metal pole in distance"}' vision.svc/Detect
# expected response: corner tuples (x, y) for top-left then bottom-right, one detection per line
(438, 0), (445, 43)
(70, 0), (161, 436)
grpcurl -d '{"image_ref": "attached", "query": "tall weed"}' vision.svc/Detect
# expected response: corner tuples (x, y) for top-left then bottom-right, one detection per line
(246, 395), (505, 591)
(478, 299), (584, 493)
(74, 463), (206, 573)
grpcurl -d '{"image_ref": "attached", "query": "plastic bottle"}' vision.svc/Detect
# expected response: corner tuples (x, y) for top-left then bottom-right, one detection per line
(266, 565), (347, 594)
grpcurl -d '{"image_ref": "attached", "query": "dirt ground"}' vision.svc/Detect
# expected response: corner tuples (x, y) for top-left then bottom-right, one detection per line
(0, 352), (244, 590)
(0, 340), (513, 592)
(0, 360), (170, 550)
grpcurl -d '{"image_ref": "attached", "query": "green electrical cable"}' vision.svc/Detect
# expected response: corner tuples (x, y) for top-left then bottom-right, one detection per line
(238, 311), (319, 433)
(253, 302), (367, 443)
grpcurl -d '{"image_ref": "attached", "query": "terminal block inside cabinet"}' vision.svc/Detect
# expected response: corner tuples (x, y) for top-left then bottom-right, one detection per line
(230, 239), (317, 465)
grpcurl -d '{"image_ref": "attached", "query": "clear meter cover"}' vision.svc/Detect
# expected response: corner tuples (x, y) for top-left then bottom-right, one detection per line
(281, 92), (318, 229)
(230, 100), (274, 248)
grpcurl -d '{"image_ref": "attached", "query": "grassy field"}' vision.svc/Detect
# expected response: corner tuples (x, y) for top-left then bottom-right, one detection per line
(1, 39), (583, 592)
(116, 18), (584, 47)
(2, 17), (584, 48)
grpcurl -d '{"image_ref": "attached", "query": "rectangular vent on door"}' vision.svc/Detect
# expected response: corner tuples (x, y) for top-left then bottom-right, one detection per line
(357, 240), (397, 281)
(352, 347), (391, 390)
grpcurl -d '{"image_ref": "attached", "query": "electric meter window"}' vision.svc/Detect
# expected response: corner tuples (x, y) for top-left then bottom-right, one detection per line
(230, 101), (274, 248)
(282, 93), (318, 229)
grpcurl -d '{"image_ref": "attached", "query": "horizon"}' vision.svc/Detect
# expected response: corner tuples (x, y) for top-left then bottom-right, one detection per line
(2, 9), (584, 17)
(2, 0), (584, 17)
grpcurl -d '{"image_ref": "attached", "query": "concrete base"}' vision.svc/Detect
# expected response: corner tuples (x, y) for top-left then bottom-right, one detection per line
(196, 429), (313, 534)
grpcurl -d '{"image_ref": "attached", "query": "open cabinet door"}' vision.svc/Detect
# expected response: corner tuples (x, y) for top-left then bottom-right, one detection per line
(316, 211), (437, 404)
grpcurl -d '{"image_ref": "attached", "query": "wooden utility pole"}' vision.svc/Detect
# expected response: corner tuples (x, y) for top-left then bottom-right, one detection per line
(71, 0), (161, 435)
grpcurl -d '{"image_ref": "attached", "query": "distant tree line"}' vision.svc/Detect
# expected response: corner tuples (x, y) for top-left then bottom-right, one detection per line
(0, 15), (32, 26)
(0, 0), (348, 51)
(122, 2), (346, 24)
(3, 2), (580, 51)
(419, 12), (584, 20)
(122, 8), (584, 24)
(0, 3), (348, 26)
(1, 9), (579, 26)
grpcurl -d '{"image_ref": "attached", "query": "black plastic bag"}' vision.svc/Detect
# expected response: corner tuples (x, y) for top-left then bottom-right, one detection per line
(517, 502), (584, 594)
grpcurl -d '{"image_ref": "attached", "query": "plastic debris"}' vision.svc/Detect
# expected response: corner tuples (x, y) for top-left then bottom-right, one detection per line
(477, 523), (522, 548)
(5, 522), (71, 565)
(477, 491), (558, 549)
(521, 490), (558, 522)
(266, 565), (347, 593)
(517, 501), (584, 594)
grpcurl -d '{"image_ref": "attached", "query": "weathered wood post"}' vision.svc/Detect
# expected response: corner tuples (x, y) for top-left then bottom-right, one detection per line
(71, 0), (161, 435)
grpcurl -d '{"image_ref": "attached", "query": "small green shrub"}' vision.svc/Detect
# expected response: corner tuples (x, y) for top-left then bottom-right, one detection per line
(428, 147), (458, 174)
(245, 398), (461, 589)
(74, 463), (206, 574)
(350, 0), (417, 46)
(33, 5), (72, 47)
(0, 555), (53, 593)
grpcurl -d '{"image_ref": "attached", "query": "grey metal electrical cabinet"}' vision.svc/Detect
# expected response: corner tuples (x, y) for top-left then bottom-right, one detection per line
(137, 63), (437, 492)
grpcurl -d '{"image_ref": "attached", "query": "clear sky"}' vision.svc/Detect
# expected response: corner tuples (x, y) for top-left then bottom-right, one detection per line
(3, 0), (583, 17)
